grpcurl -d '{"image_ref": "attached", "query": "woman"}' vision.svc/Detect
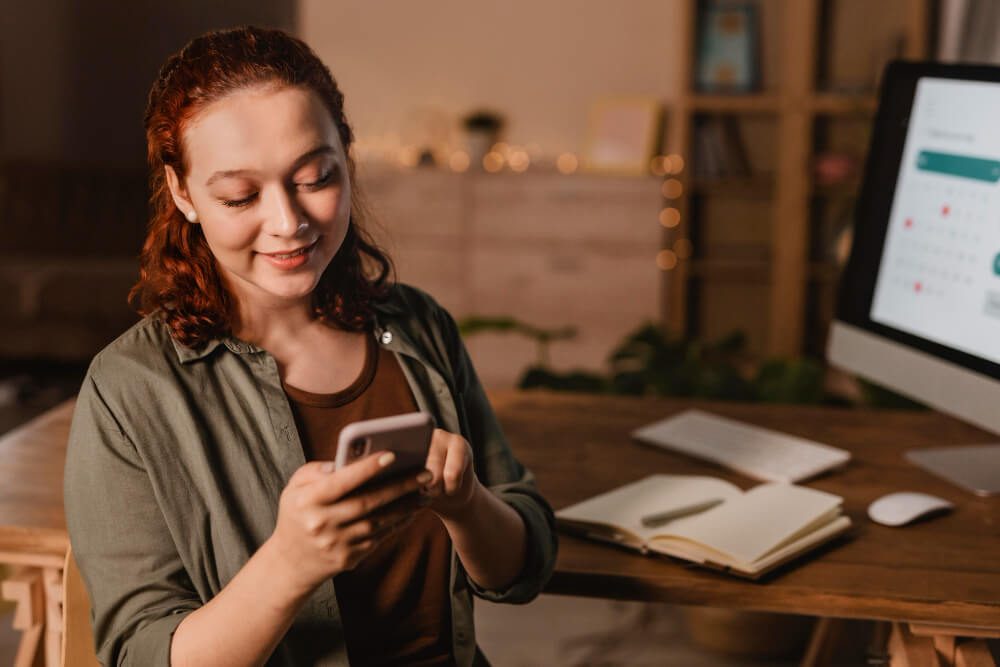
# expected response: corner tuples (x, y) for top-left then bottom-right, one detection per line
(64, 26), (557, 667)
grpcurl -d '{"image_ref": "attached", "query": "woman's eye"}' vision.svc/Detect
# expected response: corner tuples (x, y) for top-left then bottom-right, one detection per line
(297, 170), (332, 190)
(222, 193), (258, 208)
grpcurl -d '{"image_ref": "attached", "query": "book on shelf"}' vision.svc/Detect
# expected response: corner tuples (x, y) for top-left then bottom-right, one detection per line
(556, 474), (851, 579)
(693, 115), (752, 181)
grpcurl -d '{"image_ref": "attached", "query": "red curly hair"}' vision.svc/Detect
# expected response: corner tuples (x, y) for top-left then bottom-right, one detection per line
(130, 26), (393, 347)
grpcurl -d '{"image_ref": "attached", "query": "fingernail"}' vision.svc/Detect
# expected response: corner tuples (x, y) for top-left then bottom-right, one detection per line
(417, 470), (433, 484)
(377, 452), (395, 467)
(320, 461), (336, 473)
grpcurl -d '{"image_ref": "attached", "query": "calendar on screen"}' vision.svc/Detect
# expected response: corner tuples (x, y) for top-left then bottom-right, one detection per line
(871, 77), (1000, 365)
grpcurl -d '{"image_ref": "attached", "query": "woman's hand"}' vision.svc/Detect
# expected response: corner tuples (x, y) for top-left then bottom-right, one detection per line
(266, 452), (430, 596)
(422, 429), (479, 518)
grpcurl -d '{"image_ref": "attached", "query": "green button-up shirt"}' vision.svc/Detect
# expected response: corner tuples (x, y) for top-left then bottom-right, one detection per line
(64, 284), (557, 666)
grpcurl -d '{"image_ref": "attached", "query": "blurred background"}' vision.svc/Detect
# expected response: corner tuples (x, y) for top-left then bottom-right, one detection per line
(6, 0), (985, 405)
(1, 0), (998, 663)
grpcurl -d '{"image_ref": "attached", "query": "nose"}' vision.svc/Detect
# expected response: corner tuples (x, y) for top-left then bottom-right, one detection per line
(263, 185), (308, 237)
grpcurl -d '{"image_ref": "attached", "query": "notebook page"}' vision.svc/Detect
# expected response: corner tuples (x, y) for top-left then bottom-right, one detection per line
(651, 483), (843, 564)
(556, 475), (743, 542)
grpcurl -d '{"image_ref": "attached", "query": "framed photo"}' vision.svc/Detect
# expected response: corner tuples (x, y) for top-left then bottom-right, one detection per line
(695, 2), (760, 93)
(581, 97), (662, 175)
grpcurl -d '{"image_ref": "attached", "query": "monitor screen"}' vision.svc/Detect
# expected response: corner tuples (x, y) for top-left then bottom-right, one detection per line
(829, 62), (1000, 435)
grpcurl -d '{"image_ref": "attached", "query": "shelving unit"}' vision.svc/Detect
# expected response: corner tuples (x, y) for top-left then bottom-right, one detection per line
(661, 0), (931, 359)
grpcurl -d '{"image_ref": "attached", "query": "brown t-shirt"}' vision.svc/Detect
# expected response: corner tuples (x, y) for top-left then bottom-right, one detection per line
(283, 334), (454, 666)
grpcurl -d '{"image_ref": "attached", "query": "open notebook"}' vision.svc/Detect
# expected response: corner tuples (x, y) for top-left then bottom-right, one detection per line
(556, 474), (851, 579)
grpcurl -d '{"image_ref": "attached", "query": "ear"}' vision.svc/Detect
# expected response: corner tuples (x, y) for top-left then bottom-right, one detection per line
(164, 165), (196, 221)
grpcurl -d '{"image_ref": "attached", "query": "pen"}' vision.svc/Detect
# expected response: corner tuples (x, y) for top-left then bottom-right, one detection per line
(640, 497), (725, 527)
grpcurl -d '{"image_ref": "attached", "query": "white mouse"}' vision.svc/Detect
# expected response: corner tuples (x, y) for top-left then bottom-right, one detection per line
(867, 492), (954, 527)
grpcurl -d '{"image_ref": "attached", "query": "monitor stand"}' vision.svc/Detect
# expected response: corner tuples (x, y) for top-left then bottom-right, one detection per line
(905, 444), (1000, 497)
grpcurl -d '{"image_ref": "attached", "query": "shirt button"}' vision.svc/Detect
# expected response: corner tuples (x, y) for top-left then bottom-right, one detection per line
(380, 330), (393, 345)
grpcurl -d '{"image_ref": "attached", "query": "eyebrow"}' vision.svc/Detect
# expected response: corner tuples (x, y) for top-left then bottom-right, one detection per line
(204, 144), (337, 187)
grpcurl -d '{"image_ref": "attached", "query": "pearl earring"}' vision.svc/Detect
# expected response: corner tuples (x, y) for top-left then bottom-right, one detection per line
(186, 210), (198, 223)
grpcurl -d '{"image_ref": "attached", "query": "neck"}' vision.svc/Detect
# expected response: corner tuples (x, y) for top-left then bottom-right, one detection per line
(233, 297), (318, 350)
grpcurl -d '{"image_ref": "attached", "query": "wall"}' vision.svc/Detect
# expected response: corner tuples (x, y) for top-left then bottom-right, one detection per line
(298, 0), (686, 156)
(0, 0), (297, 166)
(0, 1), (297, 361)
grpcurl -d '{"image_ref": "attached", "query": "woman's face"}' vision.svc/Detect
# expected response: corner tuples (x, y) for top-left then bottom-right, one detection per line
(166, 84), (351, 313)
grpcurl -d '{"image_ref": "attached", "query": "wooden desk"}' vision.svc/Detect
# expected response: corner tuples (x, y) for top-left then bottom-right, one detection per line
(0, 400), (73, 667)
(491, 392), (1000, 667)
(2, 394), (998, 666)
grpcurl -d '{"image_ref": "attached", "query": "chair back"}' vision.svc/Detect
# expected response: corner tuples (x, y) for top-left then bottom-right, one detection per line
(61, 547), (100, 667)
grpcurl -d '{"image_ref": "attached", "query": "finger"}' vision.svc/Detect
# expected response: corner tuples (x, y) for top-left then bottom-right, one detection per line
(311, 451), (399, 503)
(288, 459), (340, 488)
(442, 437), (468, 496)
(343, 508), (419, 545)
(329, 471), (430, 525)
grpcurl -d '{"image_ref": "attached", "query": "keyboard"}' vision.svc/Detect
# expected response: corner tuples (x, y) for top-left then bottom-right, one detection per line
(632, 409), (851, 483)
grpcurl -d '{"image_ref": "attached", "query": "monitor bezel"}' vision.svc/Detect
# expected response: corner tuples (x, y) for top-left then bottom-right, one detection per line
(835, 60), (1000, 383)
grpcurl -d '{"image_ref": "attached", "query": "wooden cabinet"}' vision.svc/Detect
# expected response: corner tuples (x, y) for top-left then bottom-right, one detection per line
(359, 165), (663, 388)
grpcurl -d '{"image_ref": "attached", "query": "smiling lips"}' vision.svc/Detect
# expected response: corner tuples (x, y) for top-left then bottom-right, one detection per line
(258, 240), (318, 269)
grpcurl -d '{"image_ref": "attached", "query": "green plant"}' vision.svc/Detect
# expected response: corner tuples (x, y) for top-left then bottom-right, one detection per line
(457, 315), (924, 408)
(607, 324), (756, 400)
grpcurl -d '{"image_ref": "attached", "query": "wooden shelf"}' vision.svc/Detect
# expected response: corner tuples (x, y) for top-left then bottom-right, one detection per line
(688, 258), (770, 281)
(810, 180), (862, 198)
(662, 0), (929, 358)
(807, 262), (841, 283)
(688, 175), (775, 197)
(686, 259), (841, 284)
(687, 94), (781, 113)
(810, 93), (878, 115)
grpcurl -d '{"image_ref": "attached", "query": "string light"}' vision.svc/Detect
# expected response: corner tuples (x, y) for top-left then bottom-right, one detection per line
(509, 150), (530, 172)
(656, 250), (678, 270)
(650, 156), (670, 176)
(667, 154), (685, 174)
(449, 151), (471, 172)
(483, 151), (505, 173)
(659, 208), (681, 228)
(556, 153), (578, 174)
(662, 179), (683, 199)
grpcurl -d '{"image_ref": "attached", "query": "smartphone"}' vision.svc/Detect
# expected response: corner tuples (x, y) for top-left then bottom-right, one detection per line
(334, 412), (435, 482)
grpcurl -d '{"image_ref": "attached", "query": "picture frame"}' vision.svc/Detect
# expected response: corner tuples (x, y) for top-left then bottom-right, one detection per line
(580, 97), (663, 175)
(695, 2), (760, 93)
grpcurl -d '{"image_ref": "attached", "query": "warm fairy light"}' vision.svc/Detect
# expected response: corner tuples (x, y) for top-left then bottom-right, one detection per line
(667, 154), (685, 174)
(491, 141), (510, 157)
(449, 151), (471, 172)
(398, 146), (419, 168)
(662, 179), (683, 199)
(556, 152), (578, 174)
(509, 150), (530, 172)
(656, 249), (679, 270)
(674, 238), (693, 259)
(650, 156), (670, 176)
(659, 207), (681, 228)
(483, 151), (505, 173)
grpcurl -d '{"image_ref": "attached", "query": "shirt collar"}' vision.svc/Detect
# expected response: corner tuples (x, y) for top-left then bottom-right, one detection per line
(171, 335), (264, 364)
(169, 301), (418, 364)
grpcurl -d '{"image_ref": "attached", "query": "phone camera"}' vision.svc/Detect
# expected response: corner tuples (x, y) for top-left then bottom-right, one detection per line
(350, 438), (367, 458)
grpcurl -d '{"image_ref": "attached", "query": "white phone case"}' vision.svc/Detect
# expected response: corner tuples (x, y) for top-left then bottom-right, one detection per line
(334, 412), (434, 474)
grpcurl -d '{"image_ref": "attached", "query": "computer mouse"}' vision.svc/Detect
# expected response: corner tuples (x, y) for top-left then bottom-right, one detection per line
(867, 492), (954, 527)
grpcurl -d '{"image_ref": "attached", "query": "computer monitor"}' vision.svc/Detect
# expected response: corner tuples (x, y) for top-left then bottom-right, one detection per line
(828, 61), (1000, 436)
